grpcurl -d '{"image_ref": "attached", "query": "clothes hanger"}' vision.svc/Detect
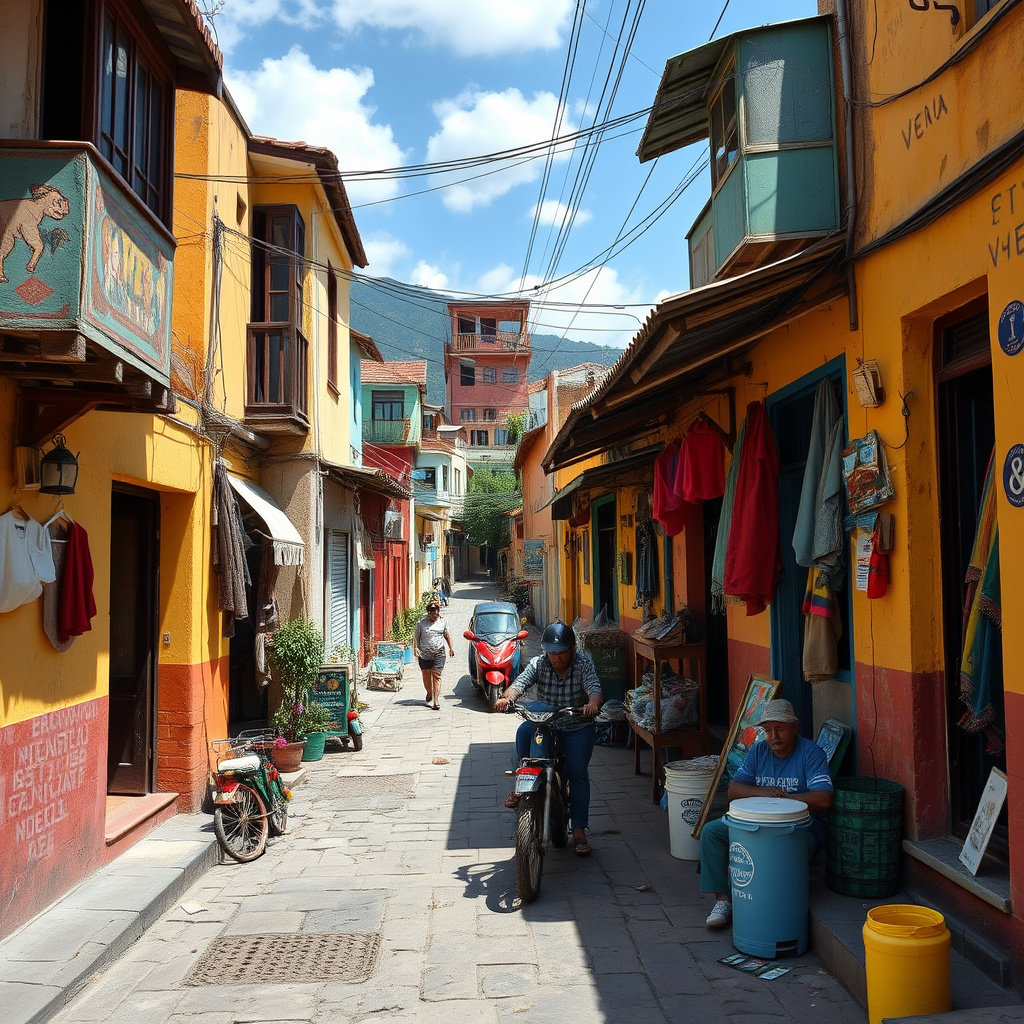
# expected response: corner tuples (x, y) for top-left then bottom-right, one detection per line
(9, 487), (30, 521)
(44, 500), (74, 529)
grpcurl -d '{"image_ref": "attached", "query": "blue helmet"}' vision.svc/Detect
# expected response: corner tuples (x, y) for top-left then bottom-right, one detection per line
(541, 621), (576, 653)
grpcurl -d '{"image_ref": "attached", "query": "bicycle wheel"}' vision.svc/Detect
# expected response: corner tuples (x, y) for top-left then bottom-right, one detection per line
(214, 784), (268, 861)
(515, 793), (544, 902)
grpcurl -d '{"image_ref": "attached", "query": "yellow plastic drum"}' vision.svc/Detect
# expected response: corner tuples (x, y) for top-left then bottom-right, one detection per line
(863, 904), (951, 1024)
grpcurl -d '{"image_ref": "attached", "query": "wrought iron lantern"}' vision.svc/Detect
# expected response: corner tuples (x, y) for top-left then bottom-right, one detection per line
(39, 435), (79, 495)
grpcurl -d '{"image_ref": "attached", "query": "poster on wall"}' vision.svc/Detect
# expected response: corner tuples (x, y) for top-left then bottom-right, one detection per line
(523, 539), (544, 578)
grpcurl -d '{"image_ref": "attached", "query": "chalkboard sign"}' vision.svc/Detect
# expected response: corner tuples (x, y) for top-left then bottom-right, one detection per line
(313, 666), (351, 736)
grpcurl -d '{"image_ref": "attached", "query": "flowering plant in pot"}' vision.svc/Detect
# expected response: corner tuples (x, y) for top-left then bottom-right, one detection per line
(270, 618), (325, 770)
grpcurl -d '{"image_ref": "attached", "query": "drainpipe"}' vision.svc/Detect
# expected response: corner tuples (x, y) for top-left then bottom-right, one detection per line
(835, 0), (860, 331)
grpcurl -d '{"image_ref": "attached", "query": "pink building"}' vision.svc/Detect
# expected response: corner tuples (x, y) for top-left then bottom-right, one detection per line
(445, 301), (530, 470)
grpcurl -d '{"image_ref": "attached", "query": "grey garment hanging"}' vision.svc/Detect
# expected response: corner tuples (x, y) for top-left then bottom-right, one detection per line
(42, 521), (74, 652)
(811, 417), (848, 589)
(793, 379), (840, 567)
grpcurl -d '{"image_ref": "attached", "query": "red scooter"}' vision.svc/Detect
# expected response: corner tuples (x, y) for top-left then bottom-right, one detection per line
(464, 625), (529, 711)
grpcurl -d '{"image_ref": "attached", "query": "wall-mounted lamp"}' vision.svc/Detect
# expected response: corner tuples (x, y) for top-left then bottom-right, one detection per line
(39, 434), (79, 495)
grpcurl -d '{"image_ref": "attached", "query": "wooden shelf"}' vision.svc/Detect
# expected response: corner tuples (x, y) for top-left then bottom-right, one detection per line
(630, 637), (708, 803)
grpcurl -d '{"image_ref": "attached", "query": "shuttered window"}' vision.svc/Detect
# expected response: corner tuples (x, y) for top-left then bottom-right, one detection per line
(327, 530), (350, 652)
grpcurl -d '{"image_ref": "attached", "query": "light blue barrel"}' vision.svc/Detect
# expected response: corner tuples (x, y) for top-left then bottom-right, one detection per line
(726, 797), (812, 958)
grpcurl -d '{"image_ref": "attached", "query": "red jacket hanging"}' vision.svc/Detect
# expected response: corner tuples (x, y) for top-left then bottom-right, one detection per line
(675, 417), (726, 503)
(58, 521), (97, 640)
(653, 440), (693, 536)
(724, 402), (781, 615)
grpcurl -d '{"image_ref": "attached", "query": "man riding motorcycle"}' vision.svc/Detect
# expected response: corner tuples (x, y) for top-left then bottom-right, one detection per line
(494, 622), (603, 856)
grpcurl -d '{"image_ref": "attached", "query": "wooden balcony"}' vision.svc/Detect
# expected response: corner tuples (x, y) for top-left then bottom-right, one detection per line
(245, 323), (309, 433)
(363, 417), (412, 444)
(450, 330), (529, 353)
(0, 142), (176, 444)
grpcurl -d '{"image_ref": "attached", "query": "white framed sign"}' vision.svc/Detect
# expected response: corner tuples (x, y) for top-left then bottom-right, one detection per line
(959, 767), (1008, 876)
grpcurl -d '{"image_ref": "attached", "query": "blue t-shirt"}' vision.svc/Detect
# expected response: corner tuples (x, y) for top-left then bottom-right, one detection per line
(733, 736), (834, 843)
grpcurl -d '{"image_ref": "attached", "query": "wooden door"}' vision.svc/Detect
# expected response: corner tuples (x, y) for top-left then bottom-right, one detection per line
(107, 488), (159, 795)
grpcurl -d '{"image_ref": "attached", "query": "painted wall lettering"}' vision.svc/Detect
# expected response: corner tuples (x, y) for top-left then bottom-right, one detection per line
(908, 0), (961, 27)
(901, 94), (948, 150)
(3, 703), (98, 862)
(987, 182), (1024, 268)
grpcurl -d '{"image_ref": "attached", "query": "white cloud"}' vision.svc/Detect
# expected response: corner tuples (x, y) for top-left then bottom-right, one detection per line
(226, 47), (405, 205)
(473, 263), (651, 349)
(360, 234), (411, 277)
(531, 199), (592, 228)
(211, 0), (573, 57)
(426, 89), (568, 212)
(409, 261), (450, 290)
(328, 0), (575, 56)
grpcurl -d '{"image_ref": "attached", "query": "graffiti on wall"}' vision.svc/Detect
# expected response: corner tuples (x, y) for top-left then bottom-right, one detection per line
(988, 181), (1024, 268)
(901, 94), (948, 150)
(908, 0), (961, 27)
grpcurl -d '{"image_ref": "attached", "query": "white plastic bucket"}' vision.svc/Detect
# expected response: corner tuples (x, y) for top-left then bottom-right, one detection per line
(664, 758), (717, 860)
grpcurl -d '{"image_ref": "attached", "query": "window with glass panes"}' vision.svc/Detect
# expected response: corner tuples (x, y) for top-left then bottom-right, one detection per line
(709, 66), (739, 188)
(372, 391), (404, 419)
(252, 206), (305, 325)
(482, 366), (497, 383)
(470, 430), (489, 446)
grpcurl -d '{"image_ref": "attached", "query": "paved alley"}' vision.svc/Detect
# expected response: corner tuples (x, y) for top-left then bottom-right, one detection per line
(44, 581), (864, 1024)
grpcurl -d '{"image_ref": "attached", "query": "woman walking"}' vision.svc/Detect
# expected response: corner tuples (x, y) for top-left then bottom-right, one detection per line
(414, 600), (454, 709)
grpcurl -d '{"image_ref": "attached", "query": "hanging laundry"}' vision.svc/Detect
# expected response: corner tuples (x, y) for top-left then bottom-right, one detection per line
(811, 416), (848, 589)
(43, 520), (74, 652)
(212, 460), (251, 639)
(724, 402), (781, 615)
(633, 518), (659, 608)
(0, 510), (56, 613)
(676, 416), (726, 503)
(793, 380), (840, 566)
(711, 419), (747, 614)
(652, 440), (694, 536)
(802, 568), (841, 681)
(58, 521), (97, 640)
(959, 454), (1003, 752)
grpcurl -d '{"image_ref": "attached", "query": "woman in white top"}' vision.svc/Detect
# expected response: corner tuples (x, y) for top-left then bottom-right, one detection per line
(413, 600), (454, 710)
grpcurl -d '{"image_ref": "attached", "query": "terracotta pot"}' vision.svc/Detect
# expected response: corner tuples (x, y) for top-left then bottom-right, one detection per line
(272, 740), (305, 773)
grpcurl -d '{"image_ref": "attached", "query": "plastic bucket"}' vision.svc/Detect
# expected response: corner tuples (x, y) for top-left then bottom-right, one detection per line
(863, 904), (950, 1024)
(726, 797), (812, 958)
(826, 777), (904, 898)
(663, 759), (716, 860)
(301, 732), (327, 762)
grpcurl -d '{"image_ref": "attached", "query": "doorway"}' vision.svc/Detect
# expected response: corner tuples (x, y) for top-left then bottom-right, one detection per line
(107, 487), (160, 795)
(592, 495), (617, 621)
(936, 303), (1002, 843)
(768, 358), (854, 737)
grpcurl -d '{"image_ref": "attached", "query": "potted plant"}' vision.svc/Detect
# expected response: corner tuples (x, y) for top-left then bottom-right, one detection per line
(270, 618), (325, 772)
(299, 700), (332, 763)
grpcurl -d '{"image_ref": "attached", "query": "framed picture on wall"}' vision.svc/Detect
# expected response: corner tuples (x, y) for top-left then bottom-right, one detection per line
(691, 673), (783, 839)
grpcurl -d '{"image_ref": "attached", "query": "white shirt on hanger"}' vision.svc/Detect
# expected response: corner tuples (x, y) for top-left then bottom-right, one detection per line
(0, 511), (57, 613)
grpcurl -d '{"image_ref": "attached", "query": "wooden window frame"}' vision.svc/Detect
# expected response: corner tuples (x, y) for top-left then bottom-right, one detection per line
(461, 363), (476, 386)
(470, 429), (489, 446)
(709, 62), (739, 190)
(252, 205), (306, 327)
(88, 0), (175, 224)
(371, 390), (404, 420)
(327, 261), (339, 394)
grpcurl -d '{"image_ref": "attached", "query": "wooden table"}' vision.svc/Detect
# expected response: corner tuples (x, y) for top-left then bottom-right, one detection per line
(630, 638), (708, 802)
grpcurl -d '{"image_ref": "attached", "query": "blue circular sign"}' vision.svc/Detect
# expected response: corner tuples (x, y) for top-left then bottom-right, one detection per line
(1004, 444), (1024, 507)
(998, 301), (1024, 357)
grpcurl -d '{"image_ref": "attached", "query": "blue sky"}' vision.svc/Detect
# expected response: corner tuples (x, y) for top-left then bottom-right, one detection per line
(212, 0), (816, 351)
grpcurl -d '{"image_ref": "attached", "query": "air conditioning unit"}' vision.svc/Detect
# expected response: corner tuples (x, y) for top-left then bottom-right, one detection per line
(383, 511), (404, 539)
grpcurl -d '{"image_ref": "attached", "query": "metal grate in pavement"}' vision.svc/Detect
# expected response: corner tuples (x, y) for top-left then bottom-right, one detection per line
(185, 932), (380, 986)
(332, 773), (416, 797)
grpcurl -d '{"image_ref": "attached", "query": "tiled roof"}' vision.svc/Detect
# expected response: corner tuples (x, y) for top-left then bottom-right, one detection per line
(361, 360), (428, 390)
(528, 379), (548, 394)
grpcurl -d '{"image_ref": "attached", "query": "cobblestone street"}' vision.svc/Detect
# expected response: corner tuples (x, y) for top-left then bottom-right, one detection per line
(46, 580), (865, 1024)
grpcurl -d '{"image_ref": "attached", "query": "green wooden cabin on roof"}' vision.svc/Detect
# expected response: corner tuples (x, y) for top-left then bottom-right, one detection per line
(639, 16), (839, 288)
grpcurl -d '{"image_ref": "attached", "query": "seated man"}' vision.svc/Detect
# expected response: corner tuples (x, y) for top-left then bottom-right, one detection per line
(700, 698), (834, 929)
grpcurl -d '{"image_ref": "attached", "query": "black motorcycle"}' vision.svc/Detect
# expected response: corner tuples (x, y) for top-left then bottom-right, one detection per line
(507, 703), (581, 901)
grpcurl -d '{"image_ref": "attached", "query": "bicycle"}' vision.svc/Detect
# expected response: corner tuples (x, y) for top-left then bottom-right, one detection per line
(211, 730), (291, 862)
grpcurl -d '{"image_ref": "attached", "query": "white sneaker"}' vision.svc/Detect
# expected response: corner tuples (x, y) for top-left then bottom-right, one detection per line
(705, 899), (732, 929)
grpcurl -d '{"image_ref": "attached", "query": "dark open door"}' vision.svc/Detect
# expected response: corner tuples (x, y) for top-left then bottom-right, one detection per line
(107, 488), (159, 795)
(593, 495), (617, 621)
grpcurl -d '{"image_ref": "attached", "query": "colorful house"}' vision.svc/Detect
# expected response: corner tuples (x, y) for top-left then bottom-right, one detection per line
(538, 1), (1024, 991)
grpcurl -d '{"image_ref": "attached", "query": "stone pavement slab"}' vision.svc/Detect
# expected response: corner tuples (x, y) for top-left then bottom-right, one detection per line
(8, 580), (1021, 1023)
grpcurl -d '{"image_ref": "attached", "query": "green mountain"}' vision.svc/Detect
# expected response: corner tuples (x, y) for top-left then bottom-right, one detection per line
(350, 277), (624, 406)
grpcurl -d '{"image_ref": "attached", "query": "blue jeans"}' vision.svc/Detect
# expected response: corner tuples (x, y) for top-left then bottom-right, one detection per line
(514, 720), (595, 830)
(699, 816), (820, 893)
